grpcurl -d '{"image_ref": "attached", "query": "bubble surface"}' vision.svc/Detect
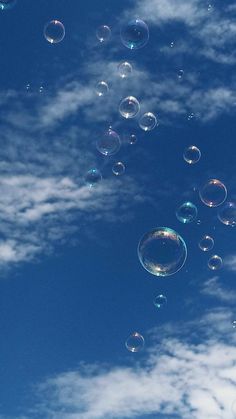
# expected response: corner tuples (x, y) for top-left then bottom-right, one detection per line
(208, 255), (223, 270)
(0, 0), (16, 9)
(121, 19), (149, 50)
(183, 146), (201, 164)
(199, 179), (227, 208)
(96, 25), (111, 43)
(112, 161), (125, 176)
(176, 202), (198, 224)
(138, 227), (187, 277)
(139, 112), (158, 131)
(153, 294), (167, 309)
(95, 81), (109, 97)
(125, 332), (145, 352)
(44, 20), (65, 44)
(199, 235), (214, 252)
(85, 169), (102, 187)
(217, 202), (236, 227)
(119, 96), (140, 119)
(96, 129), (121, 156)
(118, 61), (132, 78)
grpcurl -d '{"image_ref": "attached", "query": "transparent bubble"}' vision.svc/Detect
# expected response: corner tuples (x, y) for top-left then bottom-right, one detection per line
(208, 255), (223, 270)
(199, 235), (214, 252)
(177, 69), (184, 79)
(187, 112), (195, 121)
(96, 25), (111, 43)
(125, 332), (145, 352)
(96, 129), (121, 156)
(217, 202), (236, 227)
(139, 112), (158, 131)
(95, 81), (109, 97)
(112, 161), (125, 176)
(0, 0), (17, 10)
(26, 83), (31, 91)
(85, 169), (102, 187)
(232, 320), (236, 329)
(153, 294), (167, 309)
(183, 146), (201, 164)
(176, 201), (198, 224)
(129, 134), (137, 145)
(44, 20), (65, 44)
(39, 85), (44, 93)
(119, 96), (140, 119)
(138, 227), (187, 277)
(170, 42), (174, 48)
(120, 19), (149, 50)
(199, 179), (227, 208)
(118, 61), (133, 78)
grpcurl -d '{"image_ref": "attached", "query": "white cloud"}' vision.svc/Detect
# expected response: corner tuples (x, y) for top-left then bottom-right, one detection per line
(201, 276), (236, 303)
(224, 255), (236, 272)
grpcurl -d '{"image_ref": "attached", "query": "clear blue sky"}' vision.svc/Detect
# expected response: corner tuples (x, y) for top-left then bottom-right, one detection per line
(0, 0), (235, 418)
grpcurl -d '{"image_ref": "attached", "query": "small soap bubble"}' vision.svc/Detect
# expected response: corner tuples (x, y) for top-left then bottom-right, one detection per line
(129, 134), (137, 145)
(44, 20), (65, 44)
(232, 320), (236, 329)
(120, 19), (149, 50)
(39, 85), (44, 93)
(183, 146), (201, 164)
(119, 96), (140, 119)
(112, 161), (125, 176)
(95, 81), (109, 97)
(85, 169), (102, 187)
(187, 112), (195, 121)
(0, 0), (17, 10)
(207, 4), (213, 11)
(139, 112), (158, 131)
(125, 332), (145, 352)
(177, 69), (184, 79)
(208, 255), (223, 270)
(217, 202), (236, 227)
(118, 61), (133, 78)
(199, 179), (227, 208)
(153, 294), (167, 309)
(138, 227), (187, 277)
(170, 42), (174, 48)
(96, 25), (111, 43)
(176, 202), (198, 224)
(26, 83), (31, 91)
(96, 129), (121, 156)
(199, 235), (214, 252)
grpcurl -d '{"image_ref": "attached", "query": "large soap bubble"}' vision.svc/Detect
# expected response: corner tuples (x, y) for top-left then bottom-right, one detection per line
(119, 96), (140, 119)
(44, 20), (65, 44)
(217, 202), (236, 227)
(199, 179), (227, 207)
(138, 227), (187, 277)
(125, 332), (145, 352)
(0, 0), (17, 9)
(176, 201), (198, 224)
(121, 19), (149, 50)
(96, 129), (121, 156)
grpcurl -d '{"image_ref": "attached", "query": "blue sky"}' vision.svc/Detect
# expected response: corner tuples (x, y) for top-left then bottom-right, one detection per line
(0, 0), (236, 418)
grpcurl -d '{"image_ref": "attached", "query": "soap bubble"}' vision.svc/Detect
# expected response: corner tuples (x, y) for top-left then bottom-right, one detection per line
(208, 255), (223, 270)
(118, 61), (133, 78)
(119, 96), (140, 119)
(44, 20), (65, 44)
(96, 129), (121, 156)
(112, 161), (125, 176)
(125, 332), (145, 352)
(96, 25), (111, 43)
(129, 134), (137, 145)
(199, 235), (214, 252)
(121, 19), (149, 50)
(232, 320), (236, 329)
(138, 227), (187, 277)
(199, 179), (227, 208)
(0, 0), (17, 10)
(183, 146), (201, 164)
(139, 112), (158, 131)
(153, 294), (167, 309)
(177, 69), (184, 79)
(217, 202), (236, 227)
(85, 169), (102, 187)
(95, 81), (109, 97)
(176, 202), (198, 224)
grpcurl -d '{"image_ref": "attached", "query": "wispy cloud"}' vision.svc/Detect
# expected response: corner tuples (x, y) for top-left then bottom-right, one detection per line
(201, 276), (236, 303)
(224, 255), (236, 272)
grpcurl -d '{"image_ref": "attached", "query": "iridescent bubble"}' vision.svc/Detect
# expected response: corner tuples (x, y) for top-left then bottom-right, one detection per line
(120, 19), (149, 50)
(0, 0), (17, 10)
(198, 235), (214, 252)
(153, 294), (167, 309)
(96, 25), (111, 43)
(138, 227), (187, 277)
(118, 61), (133, 78)
(125, 332), (145, 352)
(44, 20), (65, 44)
(199, 179), (227, 208)
(139, 112), (158, 131)
(96, 129), (121, 156)
(232, 320), (236, 329)
(112, 161), (125, 176)
(85, 168), (102, 187)
(208, 255), (223, 270)
(119, 96), (140, 119)
(183, 146), (201, 164)
(176, 202), (198, 224)
(95, 81), (109, 97)
(129, 134), (137, 145)
(217, 202), (236, 227)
